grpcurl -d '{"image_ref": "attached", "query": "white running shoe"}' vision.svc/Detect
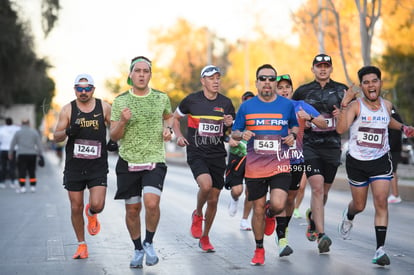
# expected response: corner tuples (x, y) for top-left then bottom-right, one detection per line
(30, 186), (36, 193)
(240, 219), (252, 231)
(228, 198), (238, 217)
(338, 208), (353, 239)
(0, 183), (6, 189)
(19, 187), (26, 193)
(372, 246), (390, 266)
(387, 194), (402, 204)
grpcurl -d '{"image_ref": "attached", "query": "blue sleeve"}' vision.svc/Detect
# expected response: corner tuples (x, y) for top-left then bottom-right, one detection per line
(232, 103), (246, 132)
(289, 103), (299, 128)
(301, 101), (320, 117)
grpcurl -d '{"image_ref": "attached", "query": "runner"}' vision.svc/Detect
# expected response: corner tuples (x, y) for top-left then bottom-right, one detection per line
(172, 65), (235, 252)
(336, 65), (414, 266)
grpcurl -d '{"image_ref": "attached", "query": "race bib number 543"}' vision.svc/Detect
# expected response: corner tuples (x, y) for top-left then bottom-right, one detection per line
(73, 139), (101, 159)
(253, 135), (282, 155)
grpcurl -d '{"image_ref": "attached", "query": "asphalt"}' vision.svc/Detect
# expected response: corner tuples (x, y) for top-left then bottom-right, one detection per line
(165, 150), (414, 202)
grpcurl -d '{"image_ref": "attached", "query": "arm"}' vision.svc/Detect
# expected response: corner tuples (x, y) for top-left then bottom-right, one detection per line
(53, 104), (71, 143)
(162, 113), (174, 142)
(172, 110), (189, 147)
(110, 107), (131, 142)
(336, 100), (358, 135)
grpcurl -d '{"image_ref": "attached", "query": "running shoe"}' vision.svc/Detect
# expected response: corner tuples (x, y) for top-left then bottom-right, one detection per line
(293, 208), (303, 219)
(250, 247), (265, 266)
(199, 236), (215, 252)
(0, 183), (5, 189)
(338, 208), (353, 239)
(72, 243), (88, 259)
(190, 210), (203, 239)
(85, 203), (101, 236)
(306, 208), (317, 241)
(240, 219), (252, 231)
(372, 246), (390, 266)
(19, 186), (27, 193)
(278, 238), (293, 257)
(30, 186), (36, 193)
(264, 200), (276, 236)
(228, 198), (238, 217)
(387, 195), (402, 204)
(143, 242), (159, 266)
(130, 249), (144, 268)
(317, 234), (332, 253)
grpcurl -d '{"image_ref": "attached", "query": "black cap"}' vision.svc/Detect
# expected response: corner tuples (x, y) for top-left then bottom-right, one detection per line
(312, 54), (332, 66)
(242, 91), (254, 101)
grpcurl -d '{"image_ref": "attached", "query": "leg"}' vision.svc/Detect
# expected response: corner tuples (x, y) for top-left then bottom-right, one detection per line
(88, 186), (106, 214)
(143, 192), (161, 233)
(195, 173), (213, 217)
(203, 187), (221, 237)
(68, 190), (86, 242)
(308, 174), (325, 234)
(294, 173), (307, 210)
(371, 179), (389, 230)
(251, 196), (266, 241)
(242, 187), (252, 219)
(125, 202), (142, 240)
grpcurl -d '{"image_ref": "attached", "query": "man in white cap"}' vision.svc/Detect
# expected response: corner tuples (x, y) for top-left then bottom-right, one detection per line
(172, 65), (235, 252)
(53, 73), (112, 259)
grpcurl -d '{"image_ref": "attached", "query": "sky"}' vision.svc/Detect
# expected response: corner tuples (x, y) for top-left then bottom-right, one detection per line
(19, 0), (305, 106)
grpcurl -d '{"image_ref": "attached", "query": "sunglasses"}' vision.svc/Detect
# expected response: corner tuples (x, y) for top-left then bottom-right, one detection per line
(257, 75), (277, 82)
(75, 86), (94, 92)
(315, 55), (331, 62)
(276, 74), (291, 82)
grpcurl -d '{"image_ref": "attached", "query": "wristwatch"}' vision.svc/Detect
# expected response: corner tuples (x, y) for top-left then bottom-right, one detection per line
(291, 132), (297, 140)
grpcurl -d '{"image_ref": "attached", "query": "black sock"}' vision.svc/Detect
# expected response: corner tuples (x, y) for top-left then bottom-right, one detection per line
(133, 237), (143, 250)
(375, 226), (387, 249)
(308, 211), (316, 230)
(276, 217), (287, 239)
(318, 232), (325, 240)
(255, 239), (264, 248)
(144, 230), (155, 244)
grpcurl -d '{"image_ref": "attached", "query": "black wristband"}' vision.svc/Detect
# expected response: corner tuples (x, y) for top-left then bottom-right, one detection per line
(166, 126), (173, 134)
(309, 115), (314, 122)
(291, 132), (297, 140)
(401, 125), (405, 132)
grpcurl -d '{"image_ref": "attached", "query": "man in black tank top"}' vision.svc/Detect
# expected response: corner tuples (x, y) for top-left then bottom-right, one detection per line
(53, 74), (113, 260)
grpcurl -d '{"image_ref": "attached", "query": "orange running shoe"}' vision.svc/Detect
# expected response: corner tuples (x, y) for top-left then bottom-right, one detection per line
(190, 210), (203, 239)
(85, 204), (101, 236)
(250, 247), (265, 266)
(72, 243), (88, 259)
(264, 200), (275, 236)
(199, 236), (215, 252)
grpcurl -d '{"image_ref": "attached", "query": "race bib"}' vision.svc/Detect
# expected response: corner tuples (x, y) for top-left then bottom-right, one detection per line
(253, 135), (282, 155)
(128, 162), (156, 172)
(356, 127), (385, 149)
(198, 118), (223, 137)
(312, 113), (336, 132)
(73, 139), (101, 159)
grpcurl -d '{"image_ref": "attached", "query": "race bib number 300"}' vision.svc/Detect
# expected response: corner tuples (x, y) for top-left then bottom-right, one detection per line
(198, 118), (223, 137)
(254, 135), (282, 155)
(73, 139), (101, 159)
(356, 127), (385, 149)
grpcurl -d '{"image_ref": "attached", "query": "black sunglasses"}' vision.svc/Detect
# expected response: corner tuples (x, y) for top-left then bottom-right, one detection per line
(257, 75), (277, 82)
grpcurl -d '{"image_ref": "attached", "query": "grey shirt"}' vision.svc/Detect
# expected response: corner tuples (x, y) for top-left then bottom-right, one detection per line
(9, 125), (43, 156)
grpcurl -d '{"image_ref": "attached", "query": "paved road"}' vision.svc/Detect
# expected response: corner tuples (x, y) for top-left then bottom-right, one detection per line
(0, 151), (413, 275)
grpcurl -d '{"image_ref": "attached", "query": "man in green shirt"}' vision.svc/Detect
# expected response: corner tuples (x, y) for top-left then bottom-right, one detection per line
(110, 56), (173, 269)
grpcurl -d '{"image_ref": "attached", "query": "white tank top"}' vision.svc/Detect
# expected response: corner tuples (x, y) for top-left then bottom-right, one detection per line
(348, 98), (390, 161)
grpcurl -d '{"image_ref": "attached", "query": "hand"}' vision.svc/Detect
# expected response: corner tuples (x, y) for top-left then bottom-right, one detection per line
(223, 114), (233, 127)
(341, 84), (359, 107)
(403, 125), (414, 137)
(241, 130), (255, 141)
(163, 128), (172, 142)
(282, 134), (295, 147)
(297, 106), (311, 121)
(106, 140), (119, 152)
(176, 136), (189, 147)
(121, 107), (132, 123)
(38, 155), (45, 167)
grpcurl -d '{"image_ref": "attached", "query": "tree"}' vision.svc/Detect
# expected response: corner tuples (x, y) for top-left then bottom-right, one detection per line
(0, 0), (59, 125)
